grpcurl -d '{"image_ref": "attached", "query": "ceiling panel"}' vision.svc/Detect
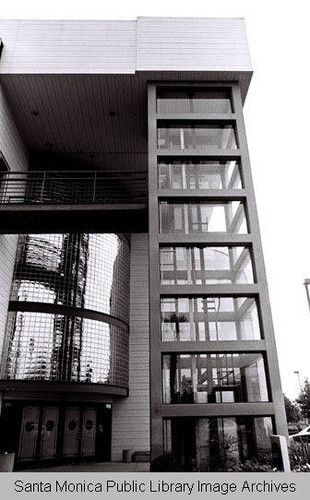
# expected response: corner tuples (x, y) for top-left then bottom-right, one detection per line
(0, 71), (251, 173)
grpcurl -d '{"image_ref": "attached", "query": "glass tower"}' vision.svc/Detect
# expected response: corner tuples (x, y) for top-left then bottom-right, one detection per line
(148, 85), (286, 471)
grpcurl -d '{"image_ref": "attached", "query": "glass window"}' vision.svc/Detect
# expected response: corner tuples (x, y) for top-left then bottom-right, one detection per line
(161, 297), (261, 341)
(159, 202), (248, 234)
(163, 416), (273, 471)
(157, 124), (237, 150)
(157, 89), (232, 114)
(158, 161), (242, 190)
(160, 246), (254, 285)
(162, 353), (269, 404)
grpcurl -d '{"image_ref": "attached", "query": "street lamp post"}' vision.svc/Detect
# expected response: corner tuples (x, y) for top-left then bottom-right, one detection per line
(294, 370), (301, 392)
(303, 279), (310, 313)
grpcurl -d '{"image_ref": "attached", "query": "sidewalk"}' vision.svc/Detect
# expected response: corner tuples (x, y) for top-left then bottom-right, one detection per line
(18, 462), (150, 473)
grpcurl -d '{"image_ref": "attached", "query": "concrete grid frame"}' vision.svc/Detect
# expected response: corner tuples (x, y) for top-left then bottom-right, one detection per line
(147, 81), (287, 462)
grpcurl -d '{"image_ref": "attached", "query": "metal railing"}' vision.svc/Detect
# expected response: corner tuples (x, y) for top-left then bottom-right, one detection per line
(0, 170), (148, 205)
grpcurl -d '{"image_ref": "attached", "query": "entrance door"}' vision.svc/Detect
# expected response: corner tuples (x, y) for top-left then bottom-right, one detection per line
(81, 407), (96, 457)
(95, 403), (112, 461)
(18, 406), (40, 461)
(63, 406), (80, 458)
(4, 402), (112, 465)
(39, 407), (59, 460)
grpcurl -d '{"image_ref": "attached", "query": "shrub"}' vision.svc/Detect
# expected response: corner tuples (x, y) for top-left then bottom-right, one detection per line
(224, 455), (277, 472)
(289, 441), (310, 472)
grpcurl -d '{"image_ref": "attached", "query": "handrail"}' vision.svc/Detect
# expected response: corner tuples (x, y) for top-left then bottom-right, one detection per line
(0, 170), (148, 205)
(2, 169), (147, 175)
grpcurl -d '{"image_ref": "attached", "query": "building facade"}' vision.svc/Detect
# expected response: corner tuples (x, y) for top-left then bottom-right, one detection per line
(0, 17), (287, 471)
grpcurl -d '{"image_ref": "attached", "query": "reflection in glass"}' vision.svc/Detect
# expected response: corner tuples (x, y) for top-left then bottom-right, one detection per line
(157, 124), (237, 150)
(162, 353), (269, 404)
(160, 246), (254, 285)
(163, 416), (273, 471)
(3, 232), (130, 387)
(158, 161), (241, 190)
(157, 89), (232, 114)
(161, 297), (261, 341)
(159, 202), (248, 234)
(2, 311), (128, 387)
(11, 233), (130, 323)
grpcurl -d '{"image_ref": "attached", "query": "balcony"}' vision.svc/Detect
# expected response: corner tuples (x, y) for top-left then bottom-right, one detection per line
(0, 170), (148, 233)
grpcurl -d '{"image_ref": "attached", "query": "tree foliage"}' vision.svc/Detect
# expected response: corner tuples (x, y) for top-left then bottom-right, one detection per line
(297, 378), (310, 421)
(284, 394), (301, 423)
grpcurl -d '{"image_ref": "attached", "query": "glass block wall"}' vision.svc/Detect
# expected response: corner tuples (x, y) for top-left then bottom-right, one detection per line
(0, 233), (130, 387)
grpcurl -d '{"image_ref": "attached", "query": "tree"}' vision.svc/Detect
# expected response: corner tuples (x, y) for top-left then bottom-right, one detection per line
(283, 394), (301, 423)
(297, 378), (310, 421)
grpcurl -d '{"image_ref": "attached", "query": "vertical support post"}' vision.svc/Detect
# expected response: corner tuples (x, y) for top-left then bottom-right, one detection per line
(92, 171), (97, 203)
(148, 84), (164, 462)
(232, 83), (288, 437)
(40, 171), (46, 203)
(0, 391), (3, 418)
(303, 279), (310, 314)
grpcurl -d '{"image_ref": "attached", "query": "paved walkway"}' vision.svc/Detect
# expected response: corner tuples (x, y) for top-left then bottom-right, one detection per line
(18, 462), (150, 473)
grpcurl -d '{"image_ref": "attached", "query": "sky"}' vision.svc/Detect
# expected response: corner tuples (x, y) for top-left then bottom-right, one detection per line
(1, 0), (310, 400)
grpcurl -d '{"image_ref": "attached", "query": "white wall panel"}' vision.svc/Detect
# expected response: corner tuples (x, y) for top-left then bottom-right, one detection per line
(112, 233), (150, 460)
(0, 84), (28, 357)
(0, 20), (137, 74)
(0, 85), (28, 171)
(137, 17), (252, 71)
(0, 18), (251, 75)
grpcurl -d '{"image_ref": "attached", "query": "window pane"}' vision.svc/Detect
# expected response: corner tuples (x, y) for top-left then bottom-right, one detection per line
(157, 124), (237, 150)
(161, 297), (261, 341)
(163, 416), (273, 471)
(158, 161), (242, 190)
(157, 89), (232, 114)
(160, 246), (254, 285)
(162, 353), (269, 404)
(159, 202), (248, 234)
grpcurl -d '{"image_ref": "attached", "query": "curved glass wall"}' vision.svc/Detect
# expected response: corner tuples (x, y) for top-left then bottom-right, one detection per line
(11, 233), (130, 323)
(2, 312), (128, 386)
(1, 233), (130, 388)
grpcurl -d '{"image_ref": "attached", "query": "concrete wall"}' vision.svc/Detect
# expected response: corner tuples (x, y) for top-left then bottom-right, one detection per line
(0, 84), (28, 357)
(111, 233), (150, 460)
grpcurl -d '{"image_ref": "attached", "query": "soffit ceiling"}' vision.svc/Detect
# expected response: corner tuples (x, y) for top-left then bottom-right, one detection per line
(0, 74), (148, 172)
(0, 71), (252, 172)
